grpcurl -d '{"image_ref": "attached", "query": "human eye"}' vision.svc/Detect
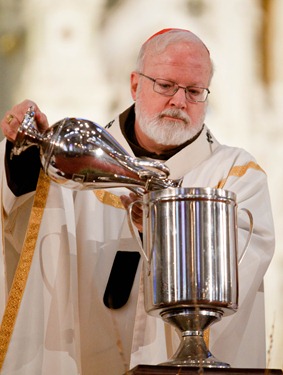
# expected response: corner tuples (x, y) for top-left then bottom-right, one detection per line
(155, 79), (174, 92)
(187, 87), (203, 96)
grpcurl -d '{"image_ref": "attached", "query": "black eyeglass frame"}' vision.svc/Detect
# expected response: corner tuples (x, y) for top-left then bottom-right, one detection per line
(138, 72), (210, 103)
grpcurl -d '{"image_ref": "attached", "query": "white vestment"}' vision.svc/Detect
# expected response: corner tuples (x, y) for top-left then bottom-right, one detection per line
(0, 117), (275, 374)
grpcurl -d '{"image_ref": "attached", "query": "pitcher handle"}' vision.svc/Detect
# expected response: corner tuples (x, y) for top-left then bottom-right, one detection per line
(127, 200), (151, 274)
(238, 208), (253, 265)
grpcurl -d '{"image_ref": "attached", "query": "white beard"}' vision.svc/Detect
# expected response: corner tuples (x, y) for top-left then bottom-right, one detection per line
(135, 107), (204, 146)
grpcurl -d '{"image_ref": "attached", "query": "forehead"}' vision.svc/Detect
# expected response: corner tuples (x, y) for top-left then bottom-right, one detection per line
(143, 42), (211, 83)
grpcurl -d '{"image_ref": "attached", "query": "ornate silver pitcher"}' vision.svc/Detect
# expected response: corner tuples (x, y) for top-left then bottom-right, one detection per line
(128, 187), (252, 368)
(11, 107), (181, 192)
(12, 108), (253, 368)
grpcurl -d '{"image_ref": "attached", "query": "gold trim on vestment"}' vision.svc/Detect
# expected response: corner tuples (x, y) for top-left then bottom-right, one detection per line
(204, 328), (209, 348)
(217, 161), (265, 189)
(0, 170), (50, 370)
(94, 189), (125, 209)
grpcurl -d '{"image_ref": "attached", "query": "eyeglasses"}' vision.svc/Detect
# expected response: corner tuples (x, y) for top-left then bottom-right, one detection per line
(138, 72), (210, 103)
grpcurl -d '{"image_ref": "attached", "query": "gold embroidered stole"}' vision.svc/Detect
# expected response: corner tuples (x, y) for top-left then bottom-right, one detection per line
(217, 161), (265, 189)
(0, 170), (50, 370)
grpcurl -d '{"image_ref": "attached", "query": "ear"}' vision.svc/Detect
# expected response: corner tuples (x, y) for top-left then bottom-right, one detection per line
(130, 72), (139, 100)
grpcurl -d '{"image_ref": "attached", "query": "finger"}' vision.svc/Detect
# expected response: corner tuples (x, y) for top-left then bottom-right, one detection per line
(120, 195), (129, 209)
(1, 111), (21, 142)
(130, 214), (143, 232)
(131, 204), (143, 217)
(120, 194), (137, 210)
(120, 194), (143, 213)
(19, 100), (49, 131)
(34, 110), (49, 131)
(1, 100), (49, 141)
(131, 212), (143, 224)
(6, 114), (16, 125)
(129, 192), (139, 200)
(9, 100), (37, 122)
(120, 194), (143, 232)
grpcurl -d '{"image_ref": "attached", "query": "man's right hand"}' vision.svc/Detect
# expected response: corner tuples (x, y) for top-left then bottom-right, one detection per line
(120, 192), (143, 232)
(1, 99), (49, 142)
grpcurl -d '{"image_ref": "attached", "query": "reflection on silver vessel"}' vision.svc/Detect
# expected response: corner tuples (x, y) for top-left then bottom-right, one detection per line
(11, 107), (181, 192)
(129, 187), (253, 368)
(12, 108), (253, 368)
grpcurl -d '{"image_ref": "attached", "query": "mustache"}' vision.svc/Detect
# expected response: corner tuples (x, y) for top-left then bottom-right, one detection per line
(159, 109), (190, 124)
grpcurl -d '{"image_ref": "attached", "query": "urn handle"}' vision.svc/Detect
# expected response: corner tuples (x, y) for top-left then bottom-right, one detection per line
(127, 200), (155, 275)
(238, 208), (253, 265)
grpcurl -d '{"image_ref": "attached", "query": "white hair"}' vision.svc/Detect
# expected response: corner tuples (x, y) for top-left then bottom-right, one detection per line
(136, 29), (214, 83)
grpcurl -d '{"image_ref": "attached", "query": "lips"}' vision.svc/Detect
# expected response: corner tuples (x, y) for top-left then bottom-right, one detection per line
(160, 110), (189, 124)
(161, 114), (188, 124)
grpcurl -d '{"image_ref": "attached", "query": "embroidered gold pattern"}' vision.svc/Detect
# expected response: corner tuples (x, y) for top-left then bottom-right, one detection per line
(94, 190), (125, 210)
(217, 161), (265, 189)
(0, 170), (50, 370)
(0, 160), (262, 367)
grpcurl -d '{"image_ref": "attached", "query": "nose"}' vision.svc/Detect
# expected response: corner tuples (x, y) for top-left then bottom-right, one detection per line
(168, 87), (187, 109)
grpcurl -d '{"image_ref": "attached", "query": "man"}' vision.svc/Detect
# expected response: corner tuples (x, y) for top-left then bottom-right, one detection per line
(0, 29), (275, 374)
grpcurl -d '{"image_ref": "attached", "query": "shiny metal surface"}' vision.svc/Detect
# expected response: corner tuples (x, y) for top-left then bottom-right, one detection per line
(11, 107), (181, 192)
(137, 187), (241, 367)
(142, 187), (238, 316)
